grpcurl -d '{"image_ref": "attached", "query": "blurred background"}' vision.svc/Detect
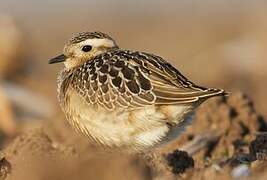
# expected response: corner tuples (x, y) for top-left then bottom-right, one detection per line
(0, 0), (267, 179)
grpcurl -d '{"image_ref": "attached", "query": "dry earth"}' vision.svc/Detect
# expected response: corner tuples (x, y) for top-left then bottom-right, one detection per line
(0, 92), (266, 180)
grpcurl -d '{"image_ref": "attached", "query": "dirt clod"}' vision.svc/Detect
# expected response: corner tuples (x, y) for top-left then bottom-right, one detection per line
(249, 134), (267, 161)
(0, 152), (11, 180)
(166, 150), (194, 174)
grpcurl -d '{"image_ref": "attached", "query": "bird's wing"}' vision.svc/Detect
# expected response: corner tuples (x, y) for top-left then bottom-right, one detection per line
(70, 50), (225, 110)
(123, 51), (225, 105)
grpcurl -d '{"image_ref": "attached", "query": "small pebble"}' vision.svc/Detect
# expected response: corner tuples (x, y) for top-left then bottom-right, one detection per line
(231, 164), (251, 179)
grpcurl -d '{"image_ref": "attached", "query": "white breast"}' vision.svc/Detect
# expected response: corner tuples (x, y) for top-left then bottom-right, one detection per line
(63, 88), (193, 152)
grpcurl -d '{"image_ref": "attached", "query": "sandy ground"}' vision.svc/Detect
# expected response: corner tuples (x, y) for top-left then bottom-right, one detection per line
(0, 92), (266, 180)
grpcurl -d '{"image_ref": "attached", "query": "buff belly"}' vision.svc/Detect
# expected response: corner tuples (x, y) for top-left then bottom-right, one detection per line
(63, 88), (193, 152)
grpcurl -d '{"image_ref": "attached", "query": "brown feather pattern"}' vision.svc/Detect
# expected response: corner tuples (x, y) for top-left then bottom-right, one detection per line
(65, 50), (224, 110)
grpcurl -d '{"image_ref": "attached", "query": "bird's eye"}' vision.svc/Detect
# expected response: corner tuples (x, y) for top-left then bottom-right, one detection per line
(82, 45), (92, 52)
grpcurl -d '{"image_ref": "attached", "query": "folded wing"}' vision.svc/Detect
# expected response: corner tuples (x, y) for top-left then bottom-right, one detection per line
(70, 50), (225, 110)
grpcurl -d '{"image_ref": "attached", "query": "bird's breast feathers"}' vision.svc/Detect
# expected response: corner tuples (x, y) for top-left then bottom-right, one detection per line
(61, 86), (193, 152)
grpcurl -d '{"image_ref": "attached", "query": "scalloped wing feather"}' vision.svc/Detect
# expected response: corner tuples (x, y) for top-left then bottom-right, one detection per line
(69, 50), (225, 109)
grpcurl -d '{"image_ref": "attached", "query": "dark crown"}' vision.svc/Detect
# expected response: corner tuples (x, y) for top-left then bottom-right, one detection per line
(68, 31), (114, 44)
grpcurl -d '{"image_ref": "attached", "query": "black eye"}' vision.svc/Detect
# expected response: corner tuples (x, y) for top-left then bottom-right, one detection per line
(82, 45), (92, 52)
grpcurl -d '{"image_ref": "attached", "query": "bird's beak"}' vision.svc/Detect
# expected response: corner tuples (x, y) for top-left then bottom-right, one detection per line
(49, 54), (66, 64)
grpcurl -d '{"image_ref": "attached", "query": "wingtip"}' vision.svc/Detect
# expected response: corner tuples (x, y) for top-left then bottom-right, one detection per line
(207, 88), (230, 97)
(222, 90), (230, 96)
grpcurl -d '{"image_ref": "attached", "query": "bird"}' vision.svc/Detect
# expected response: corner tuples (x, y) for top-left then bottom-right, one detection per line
(49, 31), (226, 153)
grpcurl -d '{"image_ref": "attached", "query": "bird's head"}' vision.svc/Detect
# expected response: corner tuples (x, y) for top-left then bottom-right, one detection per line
(49, 31), (118, 69)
